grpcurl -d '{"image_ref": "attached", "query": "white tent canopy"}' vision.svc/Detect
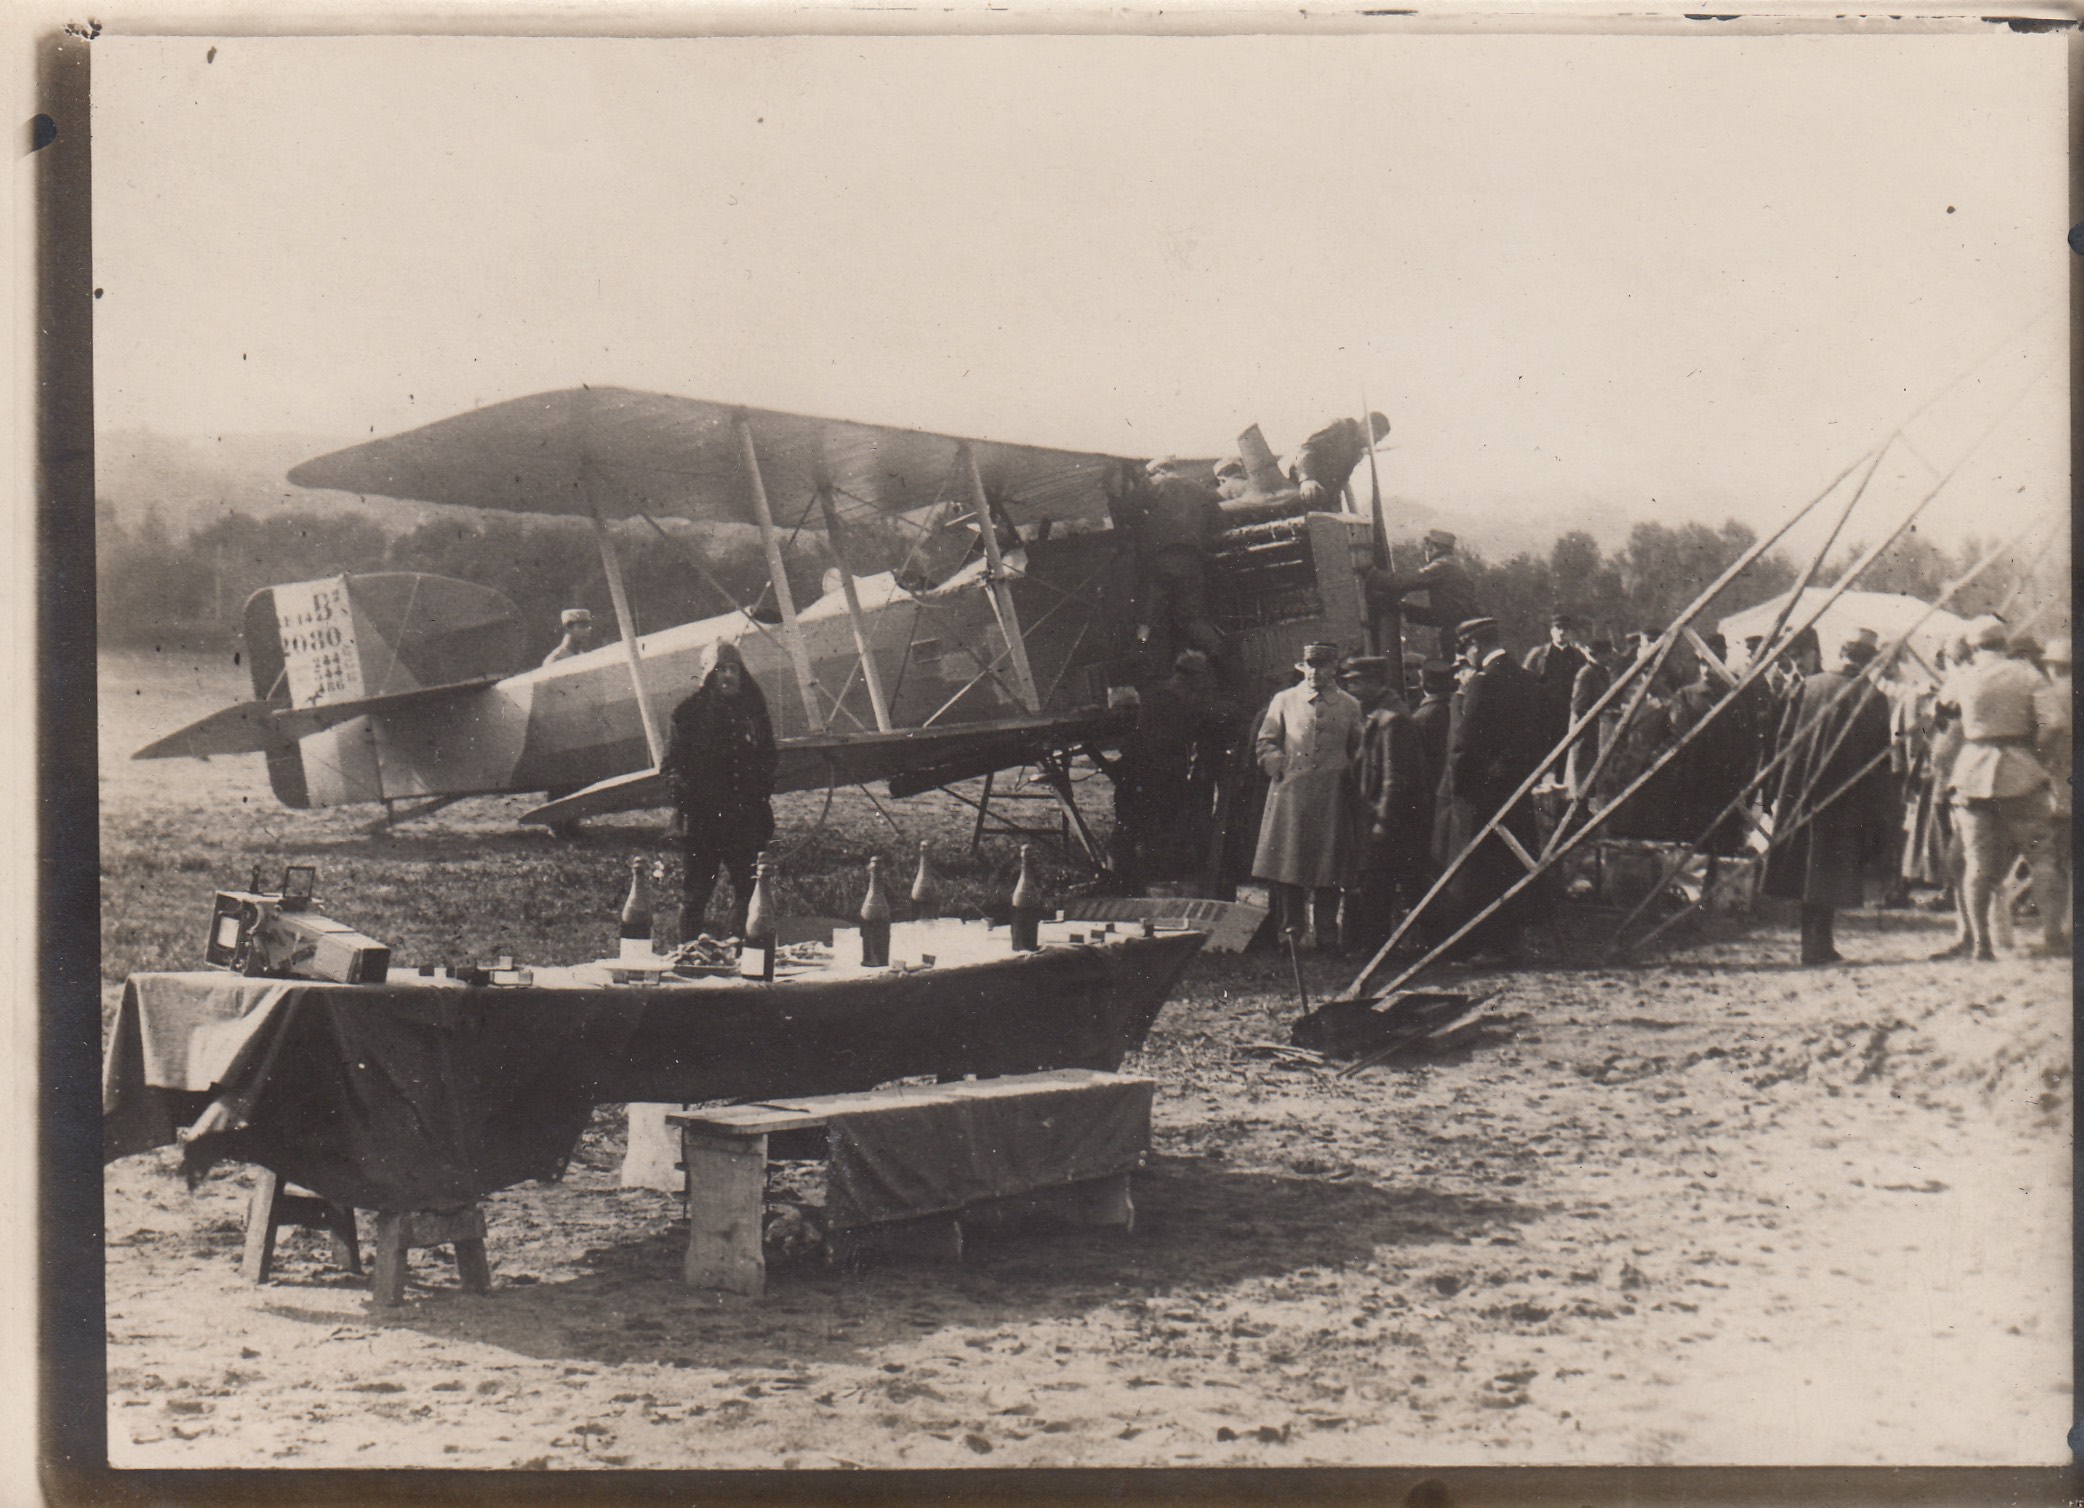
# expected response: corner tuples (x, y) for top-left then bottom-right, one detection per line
(1719, 588), (1967, 681)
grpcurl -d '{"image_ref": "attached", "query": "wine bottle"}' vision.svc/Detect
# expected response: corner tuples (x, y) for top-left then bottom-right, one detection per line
(859, 855), (893, 968)
(650, 859), (683, 957)
(619, 856), (654, 962)
(1009, 844), (1042, 952)
(740, 853), (777, 981)
(909, 840), (940, 919)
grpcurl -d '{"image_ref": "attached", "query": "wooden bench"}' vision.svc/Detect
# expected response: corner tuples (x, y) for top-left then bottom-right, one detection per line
(669, 1069), (1152, 1297)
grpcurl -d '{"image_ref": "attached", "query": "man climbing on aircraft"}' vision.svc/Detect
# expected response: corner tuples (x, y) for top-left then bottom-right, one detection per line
(1288, 411), (1390, 507)
(663, 640), (779, 939)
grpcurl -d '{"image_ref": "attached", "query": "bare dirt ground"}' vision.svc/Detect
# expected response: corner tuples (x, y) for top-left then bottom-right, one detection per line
(96, 647), (2071, 1470)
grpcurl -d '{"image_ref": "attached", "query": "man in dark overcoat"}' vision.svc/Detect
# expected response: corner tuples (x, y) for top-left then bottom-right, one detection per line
(1522, 610), (1595, 779)
(663, 640), (779, 938)
(1115, 649), (1234, 883)
(1339, 655), (1433, 953)
(1664, 633), (1762, 856)
(1762, 633), (1893, 965)
(1436, 617), (1548, 953)
(1409, 659), (1455, 867)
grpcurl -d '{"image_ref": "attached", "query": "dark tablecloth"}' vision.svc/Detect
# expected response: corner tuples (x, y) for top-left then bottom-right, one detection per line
(102, 930), (1201, 1212)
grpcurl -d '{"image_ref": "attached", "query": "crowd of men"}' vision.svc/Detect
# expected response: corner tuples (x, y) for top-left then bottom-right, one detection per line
(1113, 604), (2073, 970)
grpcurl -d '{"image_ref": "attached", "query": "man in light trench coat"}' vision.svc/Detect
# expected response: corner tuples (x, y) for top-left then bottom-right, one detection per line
(1252, 641), (1365, 949)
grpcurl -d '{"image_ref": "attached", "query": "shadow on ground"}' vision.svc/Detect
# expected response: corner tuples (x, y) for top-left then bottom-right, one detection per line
(257, 1155), (1536, 1370)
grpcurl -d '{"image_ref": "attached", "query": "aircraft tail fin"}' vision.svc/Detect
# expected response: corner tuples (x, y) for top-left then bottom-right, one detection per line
(138, 572), (525, 810)
(242, 571), (524, 706)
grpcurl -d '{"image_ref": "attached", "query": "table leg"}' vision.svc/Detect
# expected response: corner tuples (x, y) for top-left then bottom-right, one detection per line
(681, 1130), (768, 1297)
(240, 1168), (283, 1284)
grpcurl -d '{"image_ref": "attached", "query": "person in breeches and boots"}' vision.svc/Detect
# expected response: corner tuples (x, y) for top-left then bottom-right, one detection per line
(1931, 616), (2062, 960)
(1762, 632), (1894, 966)
(1253, 642), (1365, 951)
(663, 640), (778, 939)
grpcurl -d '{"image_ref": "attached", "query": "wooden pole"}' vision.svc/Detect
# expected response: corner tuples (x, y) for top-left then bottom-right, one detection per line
(734, 411), (826, 733)
(959, 443), (1042, 713)
(814, 485), (894, 733)
(1542, 443), (1884, 860)
(1337, 470), (1969, 1053)
(1338, 443), (1876, 1003)
(1614, 509), (2060, 958)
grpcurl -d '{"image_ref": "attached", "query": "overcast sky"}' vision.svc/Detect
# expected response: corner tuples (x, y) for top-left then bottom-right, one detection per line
(94, 31), (2066, 554)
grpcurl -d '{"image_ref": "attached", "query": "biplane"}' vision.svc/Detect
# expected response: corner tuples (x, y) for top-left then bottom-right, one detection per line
(136, 388), (1383, 850)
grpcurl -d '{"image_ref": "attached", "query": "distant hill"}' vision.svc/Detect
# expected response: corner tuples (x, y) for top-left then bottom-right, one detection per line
(96, 428), (442, 538)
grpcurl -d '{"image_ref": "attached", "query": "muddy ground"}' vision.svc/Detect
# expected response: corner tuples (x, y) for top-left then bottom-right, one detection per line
(96, 647), (2071, 1470)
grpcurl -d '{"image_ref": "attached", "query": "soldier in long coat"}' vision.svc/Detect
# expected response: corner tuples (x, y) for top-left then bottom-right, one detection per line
(1409, 660), (1456, 866)
(1339, 656), (1433, 953)
(1252, 642), (1365, 948)
(1762, 634), (1894, 965)
(1437, 618), (1548, 953)
(1522, 611), (1595, 779)
(663, 640), (778, 938)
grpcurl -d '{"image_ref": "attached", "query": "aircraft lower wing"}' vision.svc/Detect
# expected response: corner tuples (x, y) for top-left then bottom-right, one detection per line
(521, 707), (1132, 828)
(134, 677), (504, 761)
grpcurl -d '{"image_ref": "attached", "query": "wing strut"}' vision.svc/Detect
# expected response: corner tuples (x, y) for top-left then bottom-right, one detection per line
(586, 476), (666, 766)
(958, 443), (1041, 713)
(735, 411), (826, 732)
(814, 484), (894, 733)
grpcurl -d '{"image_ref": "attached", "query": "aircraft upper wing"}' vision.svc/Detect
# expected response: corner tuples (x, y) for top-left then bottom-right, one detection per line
(521, 706), (1131, 827)
(288, 388), (1142, 530)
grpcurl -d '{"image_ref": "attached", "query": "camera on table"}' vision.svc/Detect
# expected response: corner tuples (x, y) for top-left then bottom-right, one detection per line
(206, 864), (390, 984)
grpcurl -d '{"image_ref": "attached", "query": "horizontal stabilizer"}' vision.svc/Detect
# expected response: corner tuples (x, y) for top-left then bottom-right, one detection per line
(132, 701), (292, 761)
(523, 767), (670, 827)
(134, 676), (503, 761)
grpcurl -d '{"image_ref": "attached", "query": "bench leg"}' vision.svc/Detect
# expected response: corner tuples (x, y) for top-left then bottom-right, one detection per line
(454, 1238), (492, 1295)
(326, 1205), (363, 1276)
(369, 1206), (489, 1306)
(370, 1213), (410, 1307)
(682, 1131), (768, 1297)
(240, 1169), (284, 1284)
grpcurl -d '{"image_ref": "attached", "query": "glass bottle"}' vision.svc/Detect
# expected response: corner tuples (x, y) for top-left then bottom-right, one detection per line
(650, 859), (683, 957)
(859, 855), (893, 968)
(1009, 844), (1042, 952)
(910, 840), (940, 920)
(740, 853), (777, 981)
(619, 855), (654, 962)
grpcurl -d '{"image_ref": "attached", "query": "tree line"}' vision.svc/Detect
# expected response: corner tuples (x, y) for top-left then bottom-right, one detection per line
(100, 495), (2049, 668)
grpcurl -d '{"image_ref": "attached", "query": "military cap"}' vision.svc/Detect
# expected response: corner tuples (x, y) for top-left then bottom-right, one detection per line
(1338, 654), (1392, 680)
(1420, 659), (1456, 693)
(1549, 608), (1585, 629)
(1840, 630), (1880, 667)
(1423, 528), (1457, 551)
(1300, 641), (1342, 666)
(1454, 616), (1500, 643)
(560, 608), (593, 627)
